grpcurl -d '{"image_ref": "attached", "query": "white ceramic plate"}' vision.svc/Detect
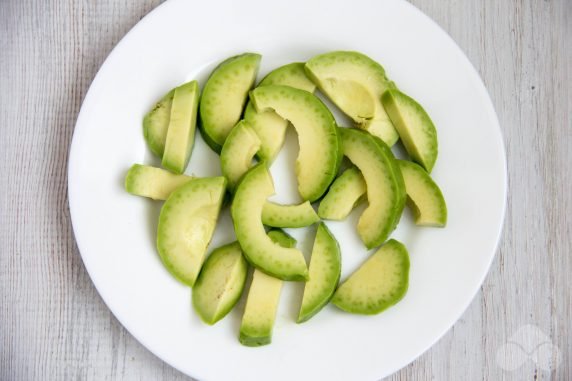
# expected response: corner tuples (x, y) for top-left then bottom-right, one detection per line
(68, 0), (507, 379)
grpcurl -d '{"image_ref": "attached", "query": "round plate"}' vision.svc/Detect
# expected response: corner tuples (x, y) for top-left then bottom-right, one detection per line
(68, 0), (506, 379)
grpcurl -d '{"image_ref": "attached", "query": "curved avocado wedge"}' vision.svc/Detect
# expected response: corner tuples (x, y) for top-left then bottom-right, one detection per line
(243, 104), (287, 163)
(250, 85), (340, 202)
(259, 62), (317, 92)
(339, 128), (406, 249)
(297, 223), (341, 323)
(382, 89), (438, 172)
(220, 120), (261, 191)
(305, 51), (399, 146)
(199, 53), (261, 152)
(125, 164), (192, 200)
(318, 167), (366, 220)
(244, 62), (316, 163)
(398, 160), (447, 226)
(157, 176), (227, 286)
(192, 242), (248, 325)
(261, 200), (319, 228)
(231, 163), (308, 281)
(143, 88), (174, 158)
(162, 80), (200, 174)
(332, 239), (409, 315)
(239, 229), (296, 347)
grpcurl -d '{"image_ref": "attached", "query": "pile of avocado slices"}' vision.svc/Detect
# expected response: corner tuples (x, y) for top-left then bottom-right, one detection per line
(125, 51), (448, 346)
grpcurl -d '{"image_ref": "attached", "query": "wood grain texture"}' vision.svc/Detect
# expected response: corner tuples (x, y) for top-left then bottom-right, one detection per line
(0, 0), (569, 380)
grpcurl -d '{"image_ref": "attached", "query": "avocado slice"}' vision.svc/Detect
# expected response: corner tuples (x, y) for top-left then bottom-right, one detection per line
(332, 239), (409, 314)
(239, 270), (282, 347)
(162, 80), (200, 174)
(143, 88), (174, 158)
(261, 200), (319, 228)
(250, 85), (340, 202)
(244, 62), (317, 163)
(239, 229), (296, 346)
(125, 164), (193, 200)
(258, 62), (317, 92)
(199, 53), (261, 152)
(398, 160), (447, 226)
(220, 120), (261, 191)
(231, 163), (308, 280)
(318, 167), (366, 220)
(382, 89), (438, 172)
(157, 176), (227, 286)
(339, 128), (406, 249)
(192, 242), (248, 325)
(297, 223), (341, 323)
(305, 51), (399, 146)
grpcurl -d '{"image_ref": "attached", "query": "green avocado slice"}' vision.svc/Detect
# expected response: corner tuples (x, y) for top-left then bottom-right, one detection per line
(192, 242), (248, 325)
(261, 201), (319, 228)
(162, 80), (200, 174)
(239, 229), (296, 347)
(244, 62), (317, 163)
(339, 128), (406, 249)
(199, 53), (261, 152)
(382, 89), (438, 172)
(297, 223), (341, 323)
(124, 164), (193, 200)
(332, 239), (409, 314)
(239, 270), (282, 347)
(398, 160), (447, 226)
(259, 62), (317, 92)
(231, 163), (308, 281)
(143, 88), (174, 158)
(220, 120), (261, 191)
(250, 85), (340, 202)
(318, 167), (367, 220)
(156, 176), (227, 286)
(305, 51), (399, 146)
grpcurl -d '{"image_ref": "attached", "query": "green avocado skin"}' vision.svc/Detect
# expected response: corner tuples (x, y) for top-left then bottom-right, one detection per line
(238, 334), (272, 347)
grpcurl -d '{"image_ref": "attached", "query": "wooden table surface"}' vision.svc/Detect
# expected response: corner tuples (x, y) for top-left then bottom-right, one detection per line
(1, 0), (570, 380)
